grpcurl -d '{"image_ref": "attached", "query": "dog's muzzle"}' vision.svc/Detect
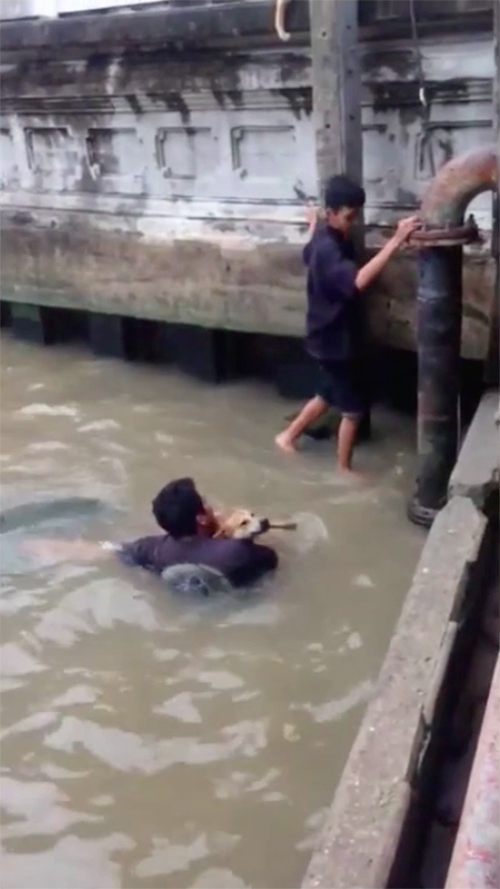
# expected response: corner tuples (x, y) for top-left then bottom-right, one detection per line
(231, 516), (271, 540)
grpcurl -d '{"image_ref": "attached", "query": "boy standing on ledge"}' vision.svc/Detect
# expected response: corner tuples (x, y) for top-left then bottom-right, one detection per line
(275, 175), (419, 475)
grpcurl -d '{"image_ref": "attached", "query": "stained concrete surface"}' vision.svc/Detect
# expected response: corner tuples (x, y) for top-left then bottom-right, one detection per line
(444, 650), (499, 889)
(449, 390), (500, 509)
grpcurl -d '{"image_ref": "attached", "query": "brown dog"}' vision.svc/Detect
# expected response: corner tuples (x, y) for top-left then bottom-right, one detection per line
(214, 508), (296, 541)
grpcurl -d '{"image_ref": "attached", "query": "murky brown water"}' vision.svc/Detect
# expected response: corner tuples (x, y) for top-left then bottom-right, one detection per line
(0, 334), (423, 889)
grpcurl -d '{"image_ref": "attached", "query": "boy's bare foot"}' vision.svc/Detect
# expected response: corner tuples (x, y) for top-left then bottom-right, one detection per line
(337, 466), (370, 485)
(275, 432), (297, 454)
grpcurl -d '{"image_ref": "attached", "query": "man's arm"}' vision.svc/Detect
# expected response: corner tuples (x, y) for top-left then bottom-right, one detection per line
(22, 535), (157, 569)
(21, 538), (115, 562)
(355, 216), (420, 291)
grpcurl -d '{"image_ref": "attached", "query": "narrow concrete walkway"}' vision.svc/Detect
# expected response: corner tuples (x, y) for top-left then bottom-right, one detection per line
(445, 653), (499, 889)
(302, 391), (499, 889)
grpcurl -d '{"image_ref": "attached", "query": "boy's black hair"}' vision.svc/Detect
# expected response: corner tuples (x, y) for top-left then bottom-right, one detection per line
(152, 477), (205, 538)
(324, 175), (366, 211)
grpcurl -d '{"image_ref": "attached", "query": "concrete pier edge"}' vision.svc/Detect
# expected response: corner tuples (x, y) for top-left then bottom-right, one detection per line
(449, 390), (500, 510)
(444, 652), (499, 888)
(302, 391), (499, 889)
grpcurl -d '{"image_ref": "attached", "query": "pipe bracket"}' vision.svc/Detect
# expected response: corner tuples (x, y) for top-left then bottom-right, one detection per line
(410, 215), (481, 247)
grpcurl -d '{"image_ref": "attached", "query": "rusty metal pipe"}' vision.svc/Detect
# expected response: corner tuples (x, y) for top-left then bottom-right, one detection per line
(410, 246), (463, 524)
(420, 147), (498, 228)
(409, 147), (498, 526)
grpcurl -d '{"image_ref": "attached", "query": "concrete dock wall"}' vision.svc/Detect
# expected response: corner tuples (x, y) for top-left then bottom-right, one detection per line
(0, 0), (496, 357)
(303, 391), (499, 888)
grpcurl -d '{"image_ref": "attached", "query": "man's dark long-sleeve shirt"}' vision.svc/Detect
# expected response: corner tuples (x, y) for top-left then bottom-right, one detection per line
(118, 534), (277, 588)
(304, 225), (359, 361)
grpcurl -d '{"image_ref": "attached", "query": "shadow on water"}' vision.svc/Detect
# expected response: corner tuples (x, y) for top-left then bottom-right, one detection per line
(0, 496), (119, 534)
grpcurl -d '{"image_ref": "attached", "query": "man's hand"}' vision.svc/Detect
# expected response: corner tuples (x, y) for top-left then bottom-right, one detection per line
(394, 215), (421, 245)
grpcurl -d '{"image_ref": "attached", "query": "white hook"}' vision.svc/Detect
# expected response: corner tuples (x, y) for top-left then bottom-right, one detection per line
(275, 0), (291, 42)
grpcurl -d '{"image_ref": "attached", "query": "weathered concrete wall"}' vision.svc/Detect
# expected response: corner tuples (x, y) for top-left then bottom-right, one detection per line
(0, 1), (496, 356)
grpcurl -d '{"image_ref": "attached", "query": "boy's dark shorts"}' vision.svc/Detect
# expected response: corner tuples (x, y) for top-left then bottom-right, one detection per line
(315, 359), (366, 417)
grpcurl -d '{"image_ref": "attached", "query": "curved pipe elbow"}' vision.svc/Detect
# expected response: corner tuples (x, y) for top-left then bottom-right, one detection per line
(420, 146), (498, 227)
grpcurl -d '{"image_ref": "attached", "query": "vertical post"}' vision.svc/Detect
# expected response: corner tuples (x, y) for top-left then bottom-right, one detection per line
(88, 313), (129, 359)
(309, 0), (370, 434)
(309, 0), (362, 191)
(485, 0), (499, 386)
(0, 302), (12, 328)
(10, 303), (83, 345)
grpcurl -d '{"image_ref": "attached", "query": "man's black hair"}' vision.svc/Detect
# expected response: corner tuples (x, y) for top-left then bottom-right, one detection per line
(152, 477), (205, 538)
(324, 175), (366, 211)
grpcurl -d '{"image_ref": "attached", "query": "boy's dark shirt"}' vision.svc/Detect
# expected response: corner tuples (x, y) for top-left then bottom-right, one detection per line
(118, 533), (278, 588)
(304, 225), (360, 362)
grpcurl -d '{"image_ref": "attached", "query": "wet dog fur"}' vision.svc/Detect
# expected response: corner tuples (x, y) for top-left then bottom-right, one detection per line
(214, 508), (296, 540)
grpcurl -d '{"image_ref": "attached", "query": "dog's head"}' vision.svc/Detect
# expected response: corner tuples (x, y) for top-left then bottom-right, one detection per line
(215, 508), (270, 540)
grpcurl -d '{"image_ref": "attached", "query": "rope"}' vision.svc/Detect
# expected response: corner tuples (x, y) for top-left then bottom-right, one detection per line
(409, 0), (436, 178)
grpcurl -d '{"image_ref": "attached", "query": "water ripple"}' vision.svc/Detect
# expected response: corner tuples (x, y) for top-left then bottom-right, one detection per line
(44, 717), (270, 773)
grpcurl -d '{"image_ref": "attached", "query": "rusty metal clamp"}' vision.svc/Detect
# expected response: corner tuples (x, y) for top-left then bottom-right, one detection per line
(410, 214), (482, 247)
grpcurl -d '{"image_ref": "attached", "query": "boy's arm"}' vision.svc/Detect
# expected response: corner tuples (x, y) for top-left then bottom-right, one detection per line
(355, 216), (420, 291)
(302, 205), (321, 265)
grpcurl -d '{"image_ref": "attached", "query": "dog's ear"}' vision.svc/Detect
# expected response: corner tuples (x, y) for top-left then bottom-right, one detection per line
(213, 511), (238, 539)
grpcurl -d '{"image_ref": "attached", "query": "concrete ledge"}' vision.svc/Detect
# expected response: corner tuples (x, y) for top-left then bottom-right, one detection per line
(302, 496), (487, 889)
(0, 0), (310, 53)
(449, 390), (500, 511)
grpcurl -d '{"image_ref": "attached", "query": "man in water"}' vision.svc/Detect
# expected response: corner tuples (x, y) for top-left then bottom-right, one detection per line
(26, 478), (278, 589)
(275, 175), (420, 475)
(115, 477), (277, 586)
